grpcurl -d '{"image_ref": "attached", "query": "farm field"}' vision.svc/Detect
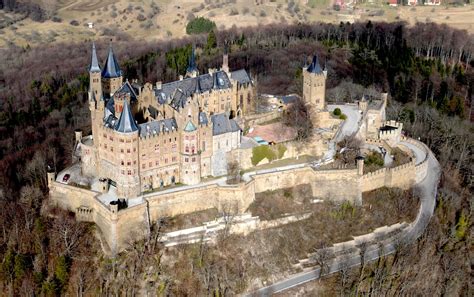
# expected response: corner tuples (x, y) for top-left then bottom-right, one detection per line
(0, 0), (472, 48)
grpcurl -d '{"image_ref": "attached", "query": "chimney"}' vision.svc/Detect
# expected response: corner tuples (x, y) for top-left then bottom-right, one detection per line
(222, 46), (229, 73)
(156, 81), (162, 89)
(179, 75), (184, 81)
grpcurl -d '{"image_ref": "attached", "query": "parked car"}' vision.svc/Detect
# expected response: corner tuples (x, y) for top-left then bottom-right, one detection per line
(62, 174), (70, 183)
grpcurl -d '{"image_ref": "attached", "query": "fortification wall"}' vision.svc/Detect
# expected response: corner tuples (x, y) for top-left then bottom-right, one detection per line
(401, 137), (430, 183)
(145, 181), (255, 221)
(49, 182), (119, 251)
(361, 160), (416, 192)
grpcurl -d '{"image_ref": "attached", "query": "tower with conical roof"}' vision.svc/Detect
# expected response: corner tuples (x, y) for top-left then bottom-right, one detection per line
(185, 45), (199, 78)
(102, 44), (123, 97)
(88, 42), (105, 161)
(303, 55), (327, 112)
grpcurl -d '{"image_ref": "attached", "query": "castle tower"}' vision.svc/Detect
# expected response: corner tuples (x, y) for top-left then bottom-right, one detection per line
(102, 44), (123, 97)
(180, 119), (201, 185)
(114, 100), (140, 198)
(89, 42), (102, 103)
(222, 45), (229, 73)
(185, 45), (199, 78)
(303, 55), (327, 112)
(88, 42), (104, 152)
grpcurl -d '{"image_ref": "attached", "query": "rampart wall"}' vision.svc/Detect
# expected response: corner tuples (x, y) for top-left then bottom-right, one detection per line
(49, 137), (430, 253)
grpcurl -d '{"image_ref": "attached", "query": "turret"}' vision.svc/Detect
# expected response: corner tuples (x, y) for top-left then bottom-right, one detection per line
(303, 54), (327, 111)
(185, 45), (199, 78)
(222, 45), (229, 73)
(102, 44), (123, 97)
(356, 156), (365, 176)
(89, 42), (102, 108)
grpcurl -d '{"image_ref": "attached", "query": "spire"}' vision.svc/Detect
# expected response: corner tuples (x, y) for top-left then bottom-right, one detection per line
(186, 45), (198, 74)
(89, 42), (101, 73)
(307, 55), (323, 74)
(212, 72), (219, 89)
(194, 78), (202, 94)
(102, 44), (122, 78)
(115, 100), (138, 133)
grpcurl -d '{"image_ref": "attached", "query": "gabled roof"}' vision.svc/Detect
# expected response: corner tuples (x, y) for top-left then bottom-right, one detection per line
(115, 100), (138, 133)
(184, 120), (197, 132)
(89, 42), (101, 73)
(211, 113), (241, 136)
(158, 71), (232, 111)
(230, 69), (252, 84)
(115, 81), (139, 102)
(102, 45), (122, 79)
(307, 55), (323, 74)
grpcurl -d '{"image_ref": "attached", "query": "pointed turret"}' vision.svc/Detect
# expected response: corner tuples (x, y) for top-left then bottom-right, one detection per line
(222, 44), (229, 73)
(194, 78), (202, 94)
(212, 72), (219, 89)
(115, 100), (138, 133)
(186, 45), (199, 77)
(89, 42), (101, 73)
(102, 44), (122, 79)
(307, 55), (323, 74)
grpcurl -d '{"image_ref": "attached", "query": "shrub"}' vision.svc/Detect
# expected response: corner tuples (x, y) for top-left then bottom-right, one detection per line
(339, 114), (347, 120)
(137, 14), (146, 22)
(260, 10), (267, 17)
(251, 145), (277, 166)
(365, 151), (384, 167)
(186, 17), (216, 35)
(69, 20), (79, 26)
(229, 8), (239, 16)
(333, 108), (341, 116)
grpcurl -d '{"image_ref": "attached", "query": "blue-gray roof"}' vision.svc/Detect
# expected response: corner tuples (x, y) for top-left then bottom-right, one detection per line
(230, 69), (252, 84)
(199, 112), (208, 125)
(89, 42), (101, 73)
(102, 46), (122, 78)
(156, 71), (232, 111)
(307, 55), (323, 74)
(138, 118), (178, 138)
(211, 113), (241, 136)
(115, 100), (138, 133)
(184, 120), (197, 132)
(115, 81), (139, 102)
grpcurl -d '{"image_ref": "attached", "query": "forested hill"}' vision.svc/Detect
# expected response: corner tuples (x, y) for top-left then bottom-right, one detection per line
(0, 21), (472, 295)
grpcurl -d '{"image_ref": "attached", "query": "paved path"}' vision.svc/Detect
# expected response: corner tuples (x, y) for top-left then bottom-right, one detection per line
(248, 141), (440, 296)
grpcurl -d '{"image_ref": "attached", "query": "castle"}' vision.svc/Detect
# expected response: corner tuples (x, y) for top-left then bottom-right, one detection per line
(47, 45), (426, 254)
(80, 44), (254, 198)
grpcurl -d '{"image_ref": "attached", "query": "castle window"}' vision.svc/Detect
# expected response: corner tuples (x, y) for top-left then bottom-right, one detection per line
(127, 149), (130, 153)
(172, 156), (177, 162)
(172, 144), (177, 152)
(191, 147), (195, 154)
(190, 136), (195, 140)
(221, 104), (224, 110)
(121, 149), (124, 153)
(142, 164), (145, 169)
(121, 161), (124, 165)
(134, 161), (136, 165)
(121, 170), (125, 175)
(192, 157), (196, 162)
(155, 144), (160, 152)
(111, 147), (113, 152)
(126, 139), (131, 143)
(175, 137), (177, 141)
(185, 136), (189, 140)
(120, 139), (124, 143)
(165, 158), (168, 164)
(185, 158), (189, 162)
(185, 146), (189, 153)
(127, 170), (131, 175)
(104, 144), (107, 149)
(127, 161), (131, 166)
(202, 141), (206, 151)
(133, 148), (136, 152)
(109, 136), (113, 141)
(149, 162), (152, 168)
(103, 133), (107, 138)
(156, 161), (159, 166)
(169, 138), (171, 142)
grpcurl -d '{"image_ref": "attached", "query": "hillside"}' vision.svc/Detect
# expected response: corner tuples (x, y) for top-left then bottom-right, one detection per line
(0, 0), (473, 48)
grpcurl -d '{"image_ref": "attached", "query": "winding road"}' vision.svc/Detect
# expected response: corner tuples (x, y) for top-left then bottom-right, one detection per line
(248, 140), (440, 296)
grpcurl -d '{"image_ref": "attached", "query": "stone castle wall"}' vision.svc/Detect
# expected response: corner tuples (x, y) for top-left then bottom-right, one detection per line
(49, 138), (429, 253)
